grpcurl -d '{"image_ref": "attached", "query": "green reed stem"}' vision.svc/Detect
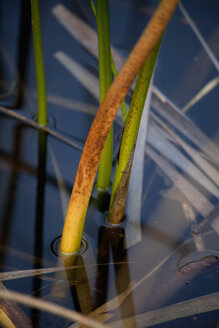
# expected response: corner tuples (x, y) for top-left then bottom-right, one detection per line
(89, 0), (97, 16)
(109, 37), (162, 215)
(90, 0), (127, 121)
(95, 0), (113, 189)
(31, 0), (47, 126)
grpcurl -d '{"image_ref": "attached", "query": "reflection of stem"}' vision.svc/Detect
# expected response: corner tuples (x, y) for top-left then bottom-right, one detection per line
(111, 229), (136, 326)
(31, 130), (47, 325)
(62, 254), (80, 311)
(94, 227), (135, 325)
(69, 231), (216, 328)
(0, 124), (22, 264)
(73, 256), (93, 315)
(94, 227), (110, 309)
(56, 253), (93, 315)
(34, 130), (47, 260)
(14, 0), (31, 109)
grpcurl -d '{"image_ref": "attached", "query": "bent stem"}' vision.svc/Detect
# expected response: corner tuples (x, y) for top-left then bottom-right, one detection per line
(95, 0), (113, 189)
(31, 0), (47, 125)
(108, 37), (162, 224)
(60, 0), (179, 254)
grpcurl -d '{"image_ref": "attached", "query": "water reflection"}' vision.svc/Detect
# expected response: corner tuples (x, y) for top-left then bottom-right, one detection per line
(32, 130), (48, 326)
(13, 0), (31, 109)
(0, 0), (218, 326)
(95, 225), (136, 324)
(0, 123), (23, 263)
(70, 255), (93, 315)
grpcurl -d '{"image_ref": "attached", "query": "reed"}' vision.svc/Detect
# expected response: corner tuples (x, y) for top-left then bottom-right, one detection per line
(89, 0), (127, 122)
(108, 37), (162, 224)
(31, 0), (47, 125)
(95, 0), (113, 190)
(60, 0), (179, 254)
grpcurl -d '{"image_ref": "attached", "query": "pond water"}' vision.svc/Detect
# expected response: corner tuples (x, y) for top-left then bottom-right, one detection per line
(0, 0), (219, 327)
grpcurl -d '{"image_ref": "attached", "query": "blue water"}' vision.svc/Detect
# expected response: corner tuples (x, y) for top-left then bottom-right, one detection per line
(0, 0), (218, 327)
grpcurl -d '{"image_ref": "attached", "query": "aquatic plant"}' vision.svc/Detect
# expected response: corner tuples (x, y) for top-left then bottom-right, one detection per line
(95, 0), (113, 190)
(31, 0), (47, 125)
(60, 0), (179, 254)
(108, 37), (162, 224)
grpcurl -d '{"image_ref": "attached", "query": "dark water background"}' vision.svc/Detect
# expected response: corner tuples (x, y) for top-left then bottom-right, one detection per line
(0, 0), (218, 327)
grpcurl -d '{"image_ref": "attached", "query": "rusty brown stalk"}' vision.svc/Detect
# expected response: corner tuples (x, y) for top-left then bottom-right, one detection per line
(60, 0), (179, 254)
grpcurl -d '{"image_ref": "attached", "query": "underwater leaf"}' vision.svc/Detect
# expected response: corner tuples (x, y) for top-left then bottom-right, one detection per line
(151, 87), (219, 163)
(49, 146), (69, 219)
(43, 93), (98, 116)
(155, 118), (219, 186)
(110, 291), (219, 328)
(147, 146), (219, 234)
(53, 51), (124, 129)
(54, 51), (99, 101)
(52, 4), (124, 71)
(148, 123), (219, 198)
